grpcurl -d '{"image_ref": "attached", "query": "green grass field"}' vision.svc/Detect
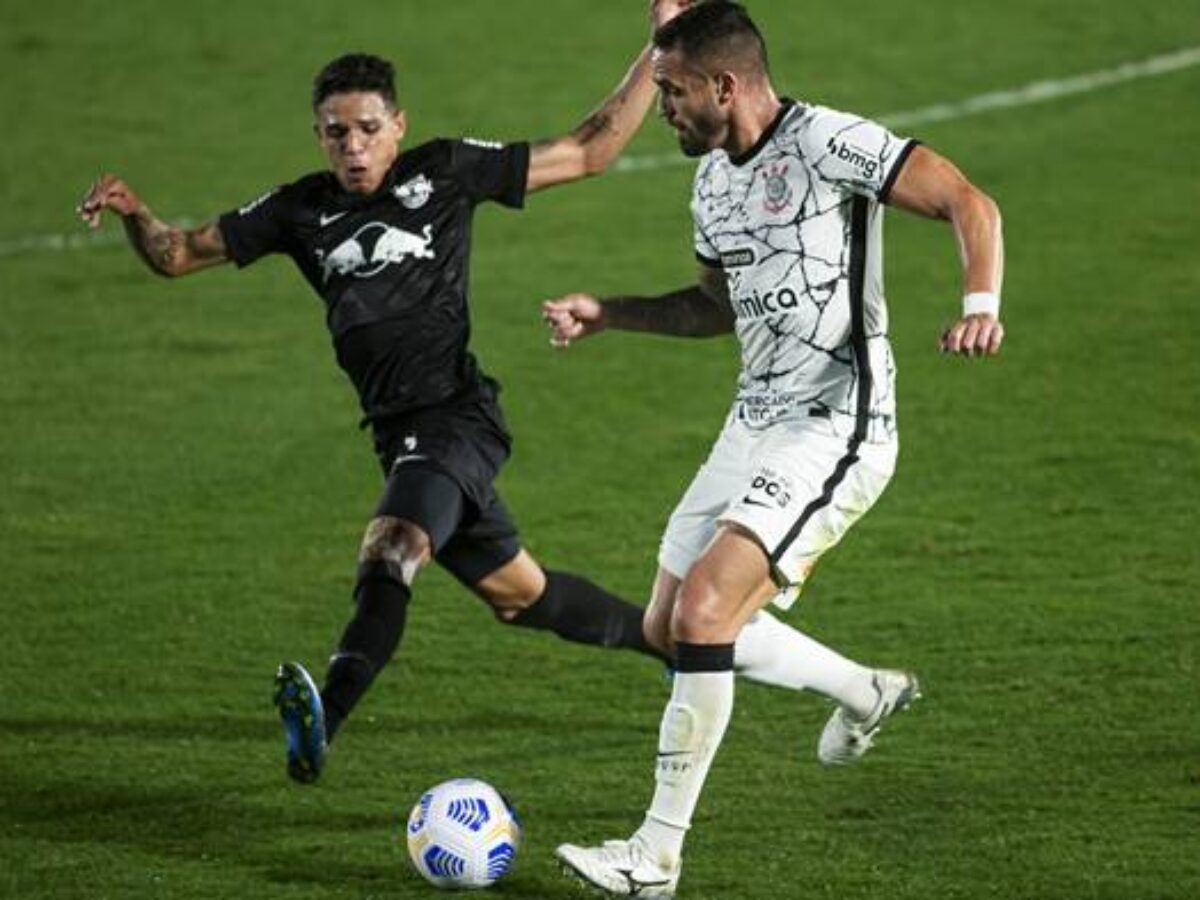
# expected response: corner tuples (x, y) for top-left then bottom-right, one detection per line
(2, 1), (1199, 897)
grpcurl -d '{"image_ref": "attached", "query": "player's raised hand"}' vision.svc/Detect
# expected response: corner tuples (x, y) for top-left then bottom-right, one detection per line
(77, 174), (144, 229)
(650, 0), (695, 30)
(542, 293), (606, 349)
(939, 312), (1004, 357)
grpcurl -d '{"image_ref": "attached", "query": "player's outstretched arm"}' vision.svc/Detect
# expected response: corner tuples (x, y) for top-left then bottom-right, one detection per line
(525, 0), (693, 194)
(886, 146), (1005, 357)
(542, 264), (734, 348)
(78, 174), (230, 278)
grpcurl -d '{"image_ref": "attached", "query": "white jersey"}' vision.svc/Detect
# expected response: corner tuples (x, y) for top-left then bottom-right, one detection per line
(692, 101), (918, 443)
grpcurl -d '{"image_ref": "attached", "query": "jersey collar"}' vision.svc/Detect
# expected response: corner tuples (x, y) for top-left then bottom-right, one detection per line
(728, 98), (796, 168)
(322, 154), (410, 209)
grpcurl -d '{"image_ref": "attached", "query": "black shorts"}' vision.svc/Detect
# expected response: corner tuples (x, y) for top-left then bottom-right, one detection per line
(370, 397), (520, 585)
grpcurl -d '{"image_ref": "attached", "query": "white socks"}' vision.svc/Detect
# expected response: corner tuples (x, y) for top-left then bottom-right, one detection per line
(637, 665), (734, 868)
(735, 610), (878, 719)
(632, 615), (880, 869)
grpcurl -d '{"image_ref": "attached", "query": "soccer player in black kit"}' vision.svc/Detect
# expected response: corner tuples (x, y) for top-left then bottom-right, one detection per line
(79, 0), (692, 784)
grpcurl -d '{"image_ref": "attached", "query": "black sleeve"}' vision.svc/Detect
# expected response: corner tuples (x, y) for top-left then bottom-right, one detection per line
(216, 185), (292, 268)
(447, 139), (531, 209)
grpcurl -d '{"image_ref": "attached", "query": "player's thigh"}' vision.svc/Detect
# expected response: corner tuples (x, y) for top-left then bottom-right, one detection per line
(362, 464), (469, 582)
(437, 493), (527, 607)
(469, 549), (546, 619)
(721, 424), (897, 609)
(658, 418), (754, 583)
(374, 463), (466, 550)
(672, 524), (776, 644)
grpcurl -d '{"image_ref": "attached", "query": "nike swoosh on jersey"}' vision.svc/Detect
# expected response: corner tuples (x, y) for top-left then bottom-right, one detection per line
(740, 496), (773, 508)
(318, 211), (347, 228)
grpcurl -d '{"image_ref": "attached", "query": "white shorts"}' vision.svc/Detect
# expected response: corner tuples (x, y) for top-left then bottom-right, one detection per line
(657, 414), (897, 609)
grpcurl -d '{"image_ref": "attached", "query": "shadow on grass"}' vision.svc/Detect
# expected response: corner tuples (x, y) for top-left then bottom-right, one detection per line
(0, 769), (434, 893)
(0, 703), (640, 741)
(0, 710), (643, 896)
(0, 768), (596, 898)
(0, 713), (270, 742)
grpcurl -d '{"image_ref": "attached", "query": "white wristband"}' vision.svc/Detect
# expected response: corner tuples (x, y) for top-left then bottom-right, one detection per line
(962, 291), (1000, 317)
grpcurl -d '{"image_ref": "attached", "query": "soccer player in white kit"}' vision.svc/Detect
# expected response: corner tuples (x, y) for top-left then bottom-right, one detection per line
(544, 2), (1004, 896)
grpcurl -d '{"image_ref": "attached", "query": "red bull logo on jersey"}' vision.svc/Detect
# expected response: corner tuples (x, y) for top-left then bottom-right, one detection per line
(316, 222), (436, 283)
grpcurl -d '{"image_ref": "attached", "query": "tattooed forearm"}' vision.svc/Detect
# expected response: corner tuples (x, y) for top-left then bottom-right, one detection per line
(122, 212), (187, 277)
(604, 286), (734, 338)
(572, 44), (656, 173)
(572, 110), (619, 145)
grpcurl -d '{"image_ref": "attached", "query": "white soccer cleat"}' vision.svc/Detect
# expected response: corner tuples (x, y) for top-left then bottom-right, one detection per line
(818, 669), (920, 766)
(556, 836), (680, 897)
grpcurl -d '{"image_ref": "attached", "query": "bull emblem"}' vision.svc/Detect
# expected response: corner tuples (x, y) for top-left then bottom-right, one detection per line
(372, 224), (435, 265)
(317, 223), (436, 283)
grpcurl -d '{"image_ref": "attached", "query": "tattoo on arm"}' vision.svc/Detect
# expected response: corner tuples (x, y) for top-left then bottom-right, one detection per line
(122, 212), (174, 276)
(122, 214), (226, 277)
(572, 109), (617, 146)
(604, 274), (734, 338)
(527, 45), (655, 191)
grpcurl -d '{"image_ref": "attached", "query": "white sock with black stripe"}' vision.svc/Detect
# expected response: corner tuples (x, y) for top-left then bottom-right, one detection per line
(635, 642), (735, 870)
(735, 609), (877, 719)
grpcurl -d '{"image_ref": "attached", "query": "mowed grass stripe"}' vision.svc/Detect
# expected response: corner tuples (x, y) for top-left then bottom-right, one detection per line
(6, 43), (1199, 259)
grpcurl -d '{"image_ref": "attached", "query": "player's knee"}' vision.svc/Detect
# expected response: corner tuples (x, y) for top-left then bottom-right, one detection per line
(642, 607), (674, 656)
(484, 580), (541, 624)
(492, 604), (524, 624)
(357, 516), (430, 587)
(474, 554), (545, 623)
(670, 574), (728, 643)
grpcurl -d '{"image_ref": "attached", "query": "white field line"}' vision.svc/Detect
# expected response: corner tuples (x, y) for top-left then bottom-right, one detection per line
(612, 44), (1200, 173)
(6, 45), (1199, 260)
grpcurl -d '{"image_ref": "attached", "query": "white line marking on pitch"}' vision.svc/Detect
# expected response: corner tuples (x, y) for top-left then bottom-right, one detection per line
(613, 45), (1200, 173)
(5, 46), (1199, 259)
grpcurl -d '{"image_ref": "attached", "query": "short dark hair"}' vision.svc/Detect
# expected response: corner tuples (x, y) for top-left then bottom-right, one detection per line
(652, 1), (769, 78)
(312, 53), (397, 109)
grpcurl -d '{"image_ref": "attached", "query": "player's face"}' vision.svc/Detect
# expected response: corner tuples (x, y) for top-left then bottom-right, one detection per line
(315, 92), (407, 194)
(653, 48), (727, 157)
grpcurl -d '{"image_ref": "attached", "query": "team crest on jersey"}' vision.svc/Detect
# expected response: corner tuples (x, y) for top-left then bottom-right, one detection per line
(762, 162), (792, 213)
(316, 222), (435, 283)
(393, 174), (434, 210)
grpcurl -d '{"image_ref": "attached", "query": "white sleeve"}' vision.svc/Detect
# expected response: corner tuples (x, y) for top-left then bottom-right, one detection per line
(801, 105), (919, 202)
(691, 165), (721, 267)
(692, 212), (721, 267)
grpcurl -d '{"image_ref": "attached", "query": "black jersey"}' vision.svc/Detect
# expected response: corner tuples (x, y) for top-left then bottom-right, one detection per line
(217, 139), (530, 423)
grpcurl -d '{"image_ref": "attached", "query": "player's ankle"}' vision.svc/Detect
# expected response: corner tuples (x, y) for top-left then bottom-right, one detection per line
(636, 815), (687, 869)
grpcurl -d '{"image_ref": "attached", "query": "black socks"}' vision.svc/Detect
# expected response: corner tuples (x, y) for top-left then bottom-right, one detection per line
(321, 562), (411, 742)
(321, 566), (661, 743)
(510, 569), (666, 662)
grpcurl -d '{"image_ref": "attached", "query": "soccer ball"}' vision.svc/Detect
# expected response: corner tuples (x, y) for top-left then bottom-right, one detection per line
(405, 778), (521, 889)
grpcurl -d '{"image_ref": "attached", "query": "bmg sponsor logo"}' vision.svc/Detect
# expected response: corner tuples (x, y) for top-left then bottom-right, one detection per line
(825, 138), (879, 179)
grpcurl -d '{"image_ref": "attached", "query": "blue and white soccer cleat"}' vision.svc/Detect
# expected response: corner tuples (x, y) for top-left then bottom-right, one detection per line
(273, 661), (327, 784)
(818, 669), (920, 766)
(556, 836), (680, 897)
